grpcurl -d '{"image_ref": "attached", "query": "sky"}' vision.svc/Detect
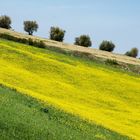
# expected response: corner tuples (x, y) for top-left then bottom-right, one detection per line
(0, 0), (140, 56)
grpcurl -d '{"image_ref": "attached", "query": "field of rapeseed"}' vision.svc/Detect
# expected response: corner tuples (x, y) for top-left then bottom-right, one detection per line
(0, 39), (140, 139)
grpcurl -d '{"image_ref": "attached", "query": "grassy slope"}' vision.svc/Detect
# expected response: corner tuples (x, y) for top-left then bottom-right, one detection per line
(0, 39), (140, 139)
(0, 86), (130, 140)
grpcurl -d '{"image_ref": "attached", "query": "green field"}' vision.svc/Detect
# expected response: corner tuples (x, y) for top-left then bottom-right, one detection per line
(0, 39), (140, 139)
(0, 86), (130, 140)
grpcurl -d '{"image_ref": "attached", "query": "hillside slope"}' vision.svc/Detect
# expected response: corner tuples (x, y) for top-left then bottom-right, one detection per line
(0, 39), (140, 139)
(0, 86), (130, 140)
(0, 28), (140, 67)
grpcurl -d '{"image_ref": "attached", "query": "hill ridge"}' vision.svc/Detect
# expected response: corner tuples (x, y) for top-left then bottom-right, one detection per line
(0, 28), (140, 68)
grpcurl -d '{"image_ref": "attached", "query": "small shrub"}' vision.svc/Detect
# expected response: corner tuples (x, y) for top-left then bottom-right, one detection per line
(19, 38), (28, 44)
(105, 59), (118, 65)
(0, 15), (11, 29)
(0, 33), (46, 49)
(99, 41), (115, 52)
(125, 48), (139, 58)
(74, 35), (92, 47)
(125, 51), (131, 57)
(24, 21), (38, 35)
(37, 41), (46, 48)
(33, 40), (46, 48)
(50, 27), (65, 42)
(28, 38), (34, 45)
(0, 33), (17, 41)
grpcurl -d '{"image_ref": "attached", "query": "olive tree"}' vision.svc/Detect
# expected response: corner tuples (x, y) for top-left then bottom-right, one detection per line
(125, 47), (139, 58)
(74, 35), (92, 47)
(50, 27), (65, 42)
(0, 15), (11, 29)
(99, 41), (115, 52)
(24, 21), (38, 35)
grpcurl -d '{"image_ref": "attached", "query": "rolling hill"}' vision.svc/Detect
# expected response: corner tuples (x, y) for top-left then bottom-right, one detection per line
(0, 32), (140, 139)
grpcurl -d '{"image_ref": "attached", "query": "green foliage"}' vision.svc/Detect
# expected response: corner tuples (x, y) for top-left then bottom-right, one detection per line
(74, 35), (92, 47)
(31, 39), (46, 48)
(125, 47), (139, 58)
(99, 41), (115, 52)
(0, 33), (28, 43)
(105, 59), (118, 65)
(28, 38), (34, 45)
(0, 15), (11, 29)
(24, 21), (38, 35)
(125, 51), (131, 57)
(0, 33), (46, 48)
(50, 26), (65, 42)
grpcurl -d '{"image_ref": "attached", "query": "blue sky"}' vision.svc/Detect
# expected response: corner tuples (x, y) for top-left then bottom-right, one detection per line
(0, 0), (140, 55)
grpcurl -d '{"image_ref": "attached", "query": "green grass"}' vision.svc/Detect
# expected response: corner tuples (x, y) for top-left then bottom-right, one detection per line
(0, 86), (130, 140)
(0, 39), (140, 139)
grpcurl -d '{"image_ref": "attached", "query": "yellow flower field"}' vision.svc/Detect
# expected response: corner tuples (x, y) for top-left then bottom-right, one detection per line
(0, 39), (140, 139)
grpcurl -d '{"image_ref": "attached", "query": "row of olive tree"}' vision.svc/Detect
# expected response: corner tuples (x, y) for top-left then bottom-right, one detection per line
(0, 15), (139, 58)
